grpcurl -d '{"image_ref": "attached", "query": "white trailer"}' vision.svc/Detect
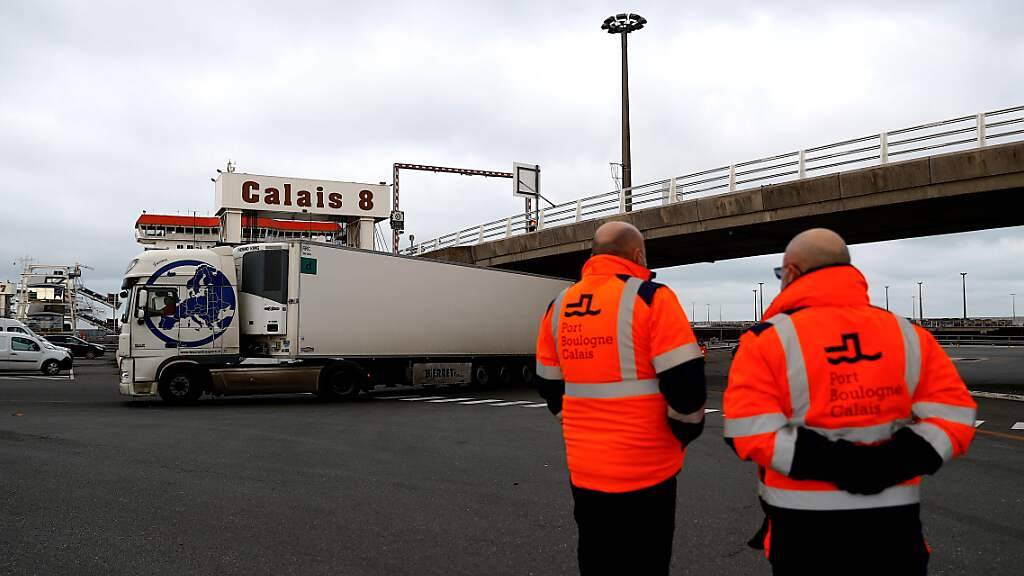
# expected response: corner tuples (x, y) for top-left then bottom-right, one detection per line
(116, 242), (569, 403)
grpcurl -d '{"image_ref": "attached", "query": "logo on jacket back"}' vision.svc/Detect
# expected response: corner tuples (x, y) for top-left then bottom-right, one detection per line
(564, 294), (602, 317)
(824, 333), (882, 364)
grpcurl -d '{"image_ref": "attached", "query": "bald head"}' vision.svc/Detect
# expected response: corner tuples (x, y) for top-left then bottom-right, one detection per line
(780, 228), (850, 288)
(592, 221), (647, 267)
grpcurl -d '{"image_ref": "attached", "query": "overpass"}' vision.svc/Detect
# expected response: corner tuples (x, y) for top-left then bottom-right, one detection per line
(409, 106), (1024, 276)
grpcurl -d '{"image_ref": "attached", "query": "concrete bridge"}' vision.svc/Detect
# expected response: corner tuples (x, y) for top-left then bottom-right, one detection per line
(422, 140), (1024, 277)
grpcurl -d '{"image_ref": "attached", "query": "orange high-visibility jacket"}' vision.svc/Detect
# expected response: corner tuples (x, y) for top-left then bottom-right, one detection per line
(724, 265), (976, 511)
(536, 255), (706, 493)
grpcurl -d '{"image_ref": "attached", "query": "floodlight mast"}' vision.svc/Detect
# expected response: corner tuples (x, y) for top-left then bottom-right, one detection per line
(602, 12), (646, 212)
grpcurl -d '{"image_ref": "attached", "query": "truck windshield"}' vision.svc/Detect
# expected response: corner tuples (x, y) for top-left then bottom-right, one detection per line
(242, 249), (288, 304)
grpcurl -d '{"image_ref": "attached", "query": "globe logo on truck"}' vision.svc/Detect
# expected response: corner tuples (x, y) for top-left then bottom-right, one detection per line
(145, 260), (236, 347)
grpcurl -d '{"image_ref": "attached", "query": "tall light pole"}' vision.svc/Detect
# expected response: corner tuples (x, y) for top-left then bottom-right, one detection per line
(960, 272), (968, 321)
(885, 285), (890, 311)
(602, 13), (646, 212)
(917, 282), (924, 323)
(753, 289), (758, 322)
(1012, 293), (1016, 324)
(912, 296), (917, 322)
(706, 304), (711, 324)
(758, 282), (765, 321)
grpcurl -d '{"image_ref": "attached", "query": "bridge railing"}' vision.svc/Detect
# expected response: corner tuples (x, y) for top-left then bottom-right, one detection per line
(402, 105), (1024, 256)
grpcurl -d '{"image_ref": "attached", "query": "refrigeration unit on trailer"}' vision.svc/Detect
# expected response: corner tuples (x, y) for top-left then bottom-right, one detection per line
(117, 241), (569, 403)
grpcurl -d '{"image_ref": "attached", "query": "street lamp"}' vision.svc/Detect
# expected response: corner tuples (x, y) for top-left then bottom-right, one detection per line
(602, 12), (647, 212)
(912, 296), (917, 322)
(917, 282), (924, 323)
(753, 289), (758, 322)
(758, 282), (765, 321)
(706, 303), (711, 324)
(885, 285), (890, 311)
(960, 272), (968, 321)
(1012, 293), (1016, 324)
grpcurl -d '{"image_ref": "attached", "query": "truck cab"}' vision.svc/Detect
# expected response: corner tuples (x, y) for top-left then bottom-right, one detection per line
(118, 247), (240, 399)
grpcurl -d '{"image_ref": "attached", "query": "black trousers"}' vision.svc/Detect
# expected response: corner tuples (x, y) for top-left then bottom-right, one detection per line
(571, 475), (677, 576)
(766, 503), (930, 576)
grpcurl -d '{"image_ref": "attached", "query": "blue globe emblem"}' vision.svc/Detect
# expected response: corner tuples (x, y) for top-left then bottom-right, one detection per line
(145, 260), (237, 347)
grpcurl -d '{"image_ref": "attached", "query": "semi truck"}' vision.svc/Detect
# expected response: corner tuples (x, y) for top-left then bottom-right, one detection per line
(116, 241), (570, 403)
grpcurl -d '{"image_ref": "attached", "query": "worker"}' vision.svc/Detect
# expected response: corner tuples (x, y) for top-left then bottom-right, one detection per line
(535, 221), (707, 575)
(723, 228), (976, 576)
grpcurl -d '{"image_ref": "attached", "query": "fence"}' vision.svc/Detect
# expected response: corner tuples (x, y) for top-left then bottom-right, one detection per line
(403, 105), (1024, 255)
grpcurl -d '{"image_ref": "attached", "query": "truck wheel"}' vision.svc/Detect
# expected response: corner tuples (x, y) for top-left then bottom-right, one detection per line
(498, 365), (515, 387)
(319, 363), (364, 401)
(41, 360), (61, 376)
(520, 364), (534, 385)
(474, 365), (492, 388)
(158, 368), (204, 404)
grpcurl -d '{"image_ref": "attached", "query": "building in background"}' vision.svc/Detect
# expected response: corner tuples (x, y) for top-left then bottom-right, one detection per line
(0, 282), (14, 318)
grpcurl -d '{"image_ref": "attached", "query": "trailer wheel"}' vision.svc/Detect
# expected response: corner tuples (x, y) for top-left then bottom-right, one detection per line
(520, 364), (535, 385)
(497, 365), (515, 387)
(319, 363), (364, 401)
(158, 367), (204, 404)
(474, 365), (492, 388)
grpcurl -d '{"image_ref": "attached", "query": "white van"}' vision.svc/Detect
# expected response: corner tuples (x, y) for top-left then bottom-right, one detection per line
(0, 329), (72, 375)
(0, 319), (71, 354)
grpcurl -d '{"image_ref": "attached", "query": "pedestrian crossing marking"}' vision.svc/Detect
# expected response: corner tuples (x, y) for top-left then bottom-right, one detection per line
(1012, 422), (1024, 431)
(975, 420), (985, 428)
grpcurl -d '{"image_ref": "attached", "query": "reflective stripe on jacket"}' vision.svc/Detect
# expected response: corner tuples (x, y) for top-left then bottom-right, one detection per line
(724, 265), (976, 511)
(536, 254), (702, 493)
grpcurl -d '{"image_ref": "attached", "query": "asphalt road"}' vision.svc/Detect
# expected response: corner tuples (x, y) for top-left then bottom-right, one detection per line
(0, 352), (1022, 576)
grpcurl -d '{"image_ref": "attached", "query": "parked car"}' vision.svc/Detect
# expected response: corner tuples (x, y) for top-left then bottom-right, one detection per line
(0, 319), (73, 356)
(43, 334), (106, 359)
(0, 332), (73, 375)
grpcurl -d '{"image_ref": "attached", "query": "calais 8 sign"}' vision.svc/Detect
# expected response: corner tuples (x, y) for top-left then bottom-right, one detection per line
(215, 173), (390, 220)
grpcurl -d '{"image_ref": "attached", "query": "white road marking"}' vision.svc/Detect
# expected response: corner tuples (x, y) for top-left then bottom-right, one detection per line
(970, 391), (1024, 402)
(399, 396), (445, 401)
(377, 395), (423, 400)
(705, 408), (720, 414)
(459, 399), (503, 405)
(1012, 422), (1024, 431)
(521, 403), (549, 408)
(0, 376), (25, 380)
(974, 420), (986, 428)
(489, 401), (534, 407)
(425, 397), (474, 403)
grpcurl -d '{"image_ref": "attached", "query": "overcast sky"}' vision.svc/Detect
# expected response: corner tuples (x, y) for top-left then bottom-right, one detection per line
(1, 0), (1021, 320)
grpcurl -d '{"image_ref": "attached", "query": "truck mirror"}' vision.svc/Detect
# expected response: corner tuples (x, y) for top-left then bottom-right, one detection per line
(137, 289), (148, 307)
(134, 308), (145, 320)
(119, 290), (128, 299)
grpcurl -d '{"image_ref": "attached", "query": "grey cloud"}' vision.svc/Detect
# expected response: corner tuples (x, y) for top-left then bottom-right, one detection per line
(0, 0), (1021, 320)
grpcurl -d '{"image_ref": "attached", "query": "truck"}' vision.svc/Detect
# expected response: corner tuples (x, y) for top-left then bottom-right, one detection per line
(116, 241), (570, 403)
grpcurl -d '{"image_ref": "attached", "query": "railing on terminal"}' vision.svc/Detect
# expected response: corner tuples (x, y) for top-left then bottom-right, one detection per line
(403, 105), (1024, 256)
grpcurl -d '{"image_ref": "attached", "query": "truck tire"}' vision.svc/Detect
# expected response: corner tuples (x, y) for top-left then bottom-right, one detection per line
(158, 367), (205, 404)
(319, 363), (364, 401)
(474, 364), (492, 388)
(520, 364), (534, 385)
(497, 365), (515, 387)
(41, 360), (61, 376)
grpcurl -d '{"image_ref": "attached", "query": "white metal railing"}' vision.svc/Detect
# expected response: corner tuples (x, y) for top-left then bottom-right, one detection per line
(402, 106), (1024, 255)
